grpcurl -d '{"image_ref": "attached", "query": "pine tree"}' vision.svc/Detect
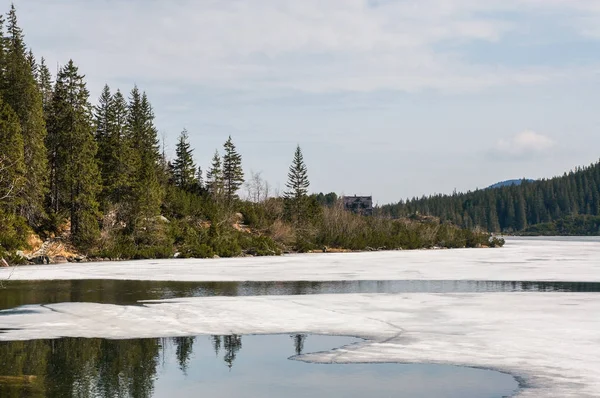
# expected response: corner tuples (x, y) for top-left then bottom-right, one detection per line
(37, 57), (53, 113)
(95, 85), (132, 207)
(196, 166), (204, 193)
(3, 5), (48, 223)
(222, 136), (244, 203)
(108, 89), (131, 204)
(26, 49), (37, 80)
(95, 85), (113, 182)
(514, 193), (528, 231)
(284, 145), (310, 223)
(47, 60), (100, 247)
(0, 14), (6, 89)
(206, 150), (223, 200)
(0, 96), (25, 207)
(172, 129), (197, 191)
(125, 87), (163, 230)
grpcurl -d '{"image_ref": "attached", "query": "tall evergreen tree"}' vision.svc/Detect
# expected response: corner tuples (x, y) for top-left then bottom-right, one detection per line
(46, 60), (100, 247)
(95, 85), (132, 207)
(284, 145), (310, 223)
(125, 87), (163, 229)
(172, 129), (197, 191)
(108, 89), (131, 204)
(26, 49), (37, 80)
(206, 150), (223, 200)
(196, 166), (204, 192)
(37, 57), (53, 113)
(514, 193), (528, 231)
(95, 85), (113, 166)
(0, 96), (25, 207)
(0, 14), (6, 90)
(222, 136), (244, 203)
(3, 5), (48, 223)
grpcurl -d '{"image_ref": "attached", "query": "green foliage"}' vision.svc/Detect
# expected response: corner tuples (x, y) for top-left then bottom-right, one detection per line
(238, 198), (283, 230)
(284, 145), (310, 224)
(163, 185), (207, 219)
(1, 5), (48, 224)
(47, 60), (101, 248)
(489, 236), (506, 248)
(0, 210), (30, 252)
(520, 215), (600, 236)
(0, 4), (509, 261)
(314, 192), (338, 207)
(93, 228), (173, 260)
(173, 129), (197, 191)
(0, 96), (24, 209)
(237, 234), (281, 256)
(95, 85), (132, 208)
(312, 203), (498, 251)
(206, 150), (223, 200)
(37, 57), (53, 113)
(222, 136), (244, 203)
(380, 161), (600, 234)
(125, 88), (164, 231)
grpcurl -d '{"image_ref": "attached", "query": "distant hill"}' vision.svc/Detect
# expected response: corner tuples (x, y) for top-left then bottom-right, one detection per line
(488, 179), (534, 189)
(379, 161), (600, 233)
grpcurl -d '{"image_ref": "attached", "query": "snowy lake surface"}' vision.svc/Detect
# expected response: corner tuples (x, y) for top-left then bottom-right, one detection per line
(1, 236), (599, 282)
(1, 237), (600, 397)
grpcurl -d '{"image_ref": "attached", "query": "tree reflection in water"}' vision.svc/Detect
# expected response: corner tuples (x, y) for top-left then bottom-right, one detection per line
(0, 333), (274, 398)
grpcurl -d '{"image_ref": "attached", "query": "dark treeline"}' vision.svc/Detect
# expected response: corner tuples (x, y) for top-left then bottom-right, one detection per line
(0, 5), (498, 263)
(379, 161), (600, 234)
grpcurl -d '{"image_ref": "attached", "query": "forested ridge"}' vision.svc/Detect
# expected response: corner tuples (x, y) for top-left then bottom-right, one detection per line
(379, 161), (600, 234)
(0, 5), (499, 264)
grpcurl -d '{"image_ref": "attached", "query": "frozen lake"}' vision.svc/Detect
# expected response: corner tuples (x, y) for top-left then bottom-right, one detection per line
(1, 237), (599, 397)
(1, 237), (599, 282)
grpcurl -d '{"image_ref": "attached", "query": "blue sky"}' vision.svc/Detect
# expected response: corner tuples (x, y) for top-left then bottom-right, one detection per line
(11, 0), (600, 203)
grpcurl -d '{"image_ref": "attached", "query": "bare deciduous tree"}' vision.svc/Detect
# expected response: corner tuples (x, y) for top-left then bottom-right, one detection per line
(245, 170), (271, 203)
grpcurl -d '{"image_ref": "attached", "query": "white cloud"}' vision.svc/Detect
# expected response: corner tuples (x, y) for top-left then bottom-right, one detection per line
(493, 130), (556, 159)
(11, 0), (600, 97)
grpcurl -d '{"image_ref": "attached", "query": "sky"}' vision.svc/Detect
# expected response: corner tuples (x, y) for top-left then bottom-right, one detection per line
(10, 0), (600, 204)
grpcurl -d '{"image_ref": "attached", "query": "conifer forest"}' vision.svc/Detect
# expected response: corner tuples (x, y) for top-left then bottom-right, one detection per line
(3, 3), (599, 264)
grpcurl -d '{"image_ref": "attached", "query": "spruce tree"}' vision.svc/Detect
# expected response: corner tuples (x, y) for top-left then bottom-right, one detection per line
(37, 57), (53, 113)
(109, 89), (131, 204)
(173, 129), (197, 191)
(284, 145), (310, 223)
(206, 150), (223, 200)
(0, 15), (6, 89)
(196, 166), (204, 193)
(514, 193), (528, 231)
(95, 85), (113, 176)
(95, 84), (131, 207)
(94, 85), (131, 208)
(3, 5), (48, 223)
(125, 87), (163, 230)
(47, 60), (100, 247)
(222, 136), (244, 203)
(26, 49), (37, 80)
(0, 96), (25, 207)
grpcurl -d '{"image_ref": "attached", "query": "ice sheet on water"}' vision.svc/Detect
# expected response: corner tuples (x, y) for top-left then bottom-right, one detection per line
(1, 292), (599, 398)
(1, 237), (599, 282)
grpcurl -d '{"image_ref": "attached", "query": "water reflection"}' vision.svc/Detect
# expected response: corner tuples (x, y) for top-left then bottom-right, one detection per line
(1, 279), (599, 311)
(0, 334), (518, 398)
